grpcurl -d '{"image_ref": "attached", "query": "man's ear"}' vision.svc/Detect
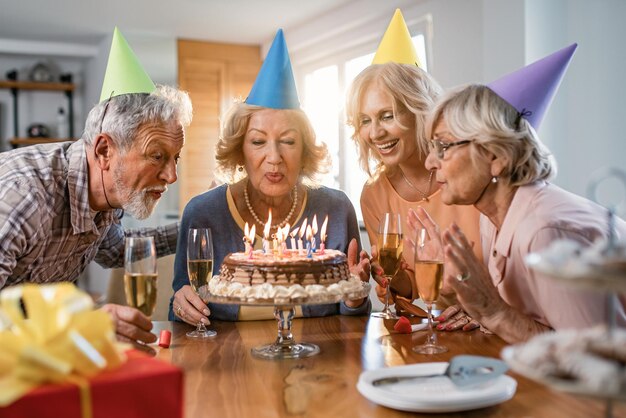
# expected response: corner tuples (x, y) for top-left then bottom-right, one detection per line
(93, 134), (113, 170)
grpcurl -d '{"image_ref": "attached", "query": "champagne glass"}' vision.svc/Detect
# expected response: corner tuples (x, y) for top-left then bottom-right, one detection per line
(372, 213), (403, 319)
(413, 226), (448, 354)
(124, 237), (158, 317)
(186, 228), (216, 338)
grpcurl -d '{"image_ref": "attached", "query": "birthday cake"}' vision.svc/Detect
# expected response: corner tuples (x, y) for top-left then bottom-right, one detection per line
(207, 249), (366, 304)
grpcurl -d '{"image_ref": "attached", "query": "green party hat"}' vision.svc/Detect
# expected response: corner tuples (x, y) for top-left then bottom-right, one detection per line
(99, 27), (156, 102)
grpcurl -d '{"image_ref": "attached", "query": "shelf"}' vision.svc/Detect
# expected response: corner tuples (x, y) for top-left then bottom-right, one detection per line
(0, 80), (75, 92)
(9, 137), (77, 146)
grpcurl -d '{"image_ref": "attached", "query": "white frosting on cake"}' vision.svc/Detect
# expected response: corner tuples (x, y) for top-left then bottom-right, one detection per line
(207, 274), (365, 304)
(208, 248), (368, 303)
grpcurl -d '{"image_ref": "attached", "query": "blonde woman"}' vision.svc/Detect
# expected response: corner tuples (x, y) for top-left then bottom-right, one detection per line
(346, 62), (482, 322)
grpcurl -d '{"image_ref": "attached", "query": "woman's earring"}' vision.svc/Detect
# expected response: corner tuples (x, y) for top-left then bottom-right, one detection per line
(237, 165), (244, 172)
(491, 176), (498, 183)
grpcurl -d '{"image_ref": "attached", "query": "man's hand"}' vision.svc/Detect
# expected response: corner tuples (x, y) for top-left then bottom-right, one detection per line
(100, 303), (157, 346)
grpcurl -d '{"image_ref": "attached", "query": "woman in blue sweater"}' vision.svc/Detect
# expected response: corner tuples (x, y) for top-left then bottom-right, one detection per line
(169, 101), (371, 323)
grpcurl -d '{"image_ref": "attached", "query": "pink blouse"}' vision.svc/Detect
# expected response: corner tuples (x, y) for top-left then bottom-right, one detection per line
(481, 181), (626, 329)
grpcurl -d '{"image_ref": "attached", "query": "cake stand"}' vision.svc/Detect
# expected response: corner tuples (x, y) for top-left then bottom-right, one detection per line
(199, 280), (370, 360)
(522, 168), (626, 417)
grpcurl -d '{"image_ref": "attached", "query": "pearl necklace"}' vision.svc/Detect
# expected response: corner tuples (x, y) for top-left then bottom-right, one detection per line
(400, 169), (434, 202)
(244, 182), (298, 230)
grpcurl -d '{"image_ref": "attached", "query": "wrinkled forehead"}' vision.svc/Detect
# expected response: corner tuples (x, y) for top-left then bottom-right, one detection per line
(133, 120), (184, 150)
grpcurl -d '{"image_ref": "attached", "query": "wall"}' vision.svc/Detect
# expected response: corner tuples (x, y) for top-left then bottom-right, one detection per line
(525, 0), (626, 207)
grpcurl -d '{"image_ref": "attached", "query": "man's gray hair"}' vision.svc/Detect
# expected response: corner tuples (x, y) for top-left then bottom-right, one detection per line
(83, 84), (193, 152)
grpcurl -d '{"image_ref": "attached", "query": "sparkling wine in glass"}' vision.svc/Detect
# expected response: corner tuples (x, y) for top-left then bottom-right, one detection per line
(124, 237), (158, 317)
(372, 213), (402, 319)
(413, 227), (448, 354)
(186, 227), (216, 338)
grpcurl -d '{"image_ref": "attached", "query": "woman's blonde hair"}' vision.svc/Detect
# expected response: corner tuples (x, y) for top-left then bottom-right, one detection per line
(215, 102), (330, 187)
(426, 84), (556, 186)
(345, 62), (442, 180)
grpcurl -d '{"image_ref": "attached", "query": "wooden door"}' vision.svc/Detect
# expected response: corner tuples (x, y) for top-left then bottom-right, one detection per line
(177, 40), (261, 208)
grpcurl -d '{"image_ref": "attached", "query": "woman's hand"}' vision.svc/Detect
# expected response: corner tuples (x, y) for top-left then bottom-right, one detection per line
(435, 304), (480, 331)
(172, 284), (212, 326)
(345, 238), (371, 308)
(442, 223), (508, 325)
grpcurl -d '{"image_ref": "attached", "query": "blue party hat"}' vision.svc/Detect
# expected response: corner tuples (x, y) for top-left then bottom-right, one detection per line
(487, 43), (577, 129)
(246, 29), (300, 109)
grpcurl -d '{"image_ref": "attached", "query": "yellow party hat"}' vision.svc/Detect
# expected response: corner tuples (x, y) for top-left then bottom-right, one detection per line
(372, 9), (421, 66)
(99, 27), (156, 102)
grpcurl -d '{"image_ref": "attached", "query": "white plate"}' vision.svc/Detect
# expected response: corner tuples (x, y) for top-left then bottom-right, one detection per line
(357, 362), (517, 413)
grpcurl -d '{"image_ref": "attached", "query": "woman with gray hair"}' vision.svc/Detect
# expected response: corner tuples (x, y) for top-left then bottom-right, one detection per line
(411, 44), (626, 343)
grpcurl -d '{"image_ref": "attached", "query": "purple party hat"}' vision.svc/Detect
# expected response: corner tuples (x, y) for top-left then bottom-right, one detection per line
(246, 29), (300, 109)
(487, 43), (577, 129)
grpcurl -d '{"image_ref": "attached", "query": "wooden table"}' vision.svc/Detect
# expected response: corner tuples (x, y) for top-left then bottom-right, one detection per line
(152, 317), (624, 417)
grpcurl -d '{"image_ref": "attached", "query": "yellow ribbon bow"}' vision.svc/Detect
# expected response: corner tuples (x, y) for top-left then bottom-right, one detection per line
(0, 283), (125, 407)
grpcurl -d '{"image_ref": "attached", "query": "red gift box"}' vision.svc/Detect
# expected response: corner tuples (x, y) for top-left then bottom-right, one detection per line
(0, 351), (183, 418)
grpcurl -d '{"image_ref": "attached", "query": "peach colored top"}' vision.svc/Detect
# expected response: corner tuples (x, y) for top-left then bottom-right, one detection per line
(360, 173), (483, 267)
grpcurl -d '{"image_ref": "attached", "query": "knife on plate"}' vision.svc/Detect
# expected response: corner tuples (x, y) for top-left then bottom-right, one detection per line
(371, 355), (508, 387)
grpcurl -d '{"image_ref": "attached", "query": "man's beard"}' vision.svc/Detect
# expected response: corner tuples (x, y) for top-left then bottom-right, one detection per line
(112, 167), (165, 220)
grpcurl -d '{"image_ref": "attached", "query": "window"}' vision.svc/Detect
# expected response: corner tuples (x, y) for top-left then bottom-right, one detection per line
(299, 26), (430, 221)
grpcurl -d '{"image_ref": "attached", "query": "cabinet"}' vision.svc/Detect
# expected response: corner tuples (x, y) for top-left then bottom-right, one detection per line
(0, 80), (75, 148)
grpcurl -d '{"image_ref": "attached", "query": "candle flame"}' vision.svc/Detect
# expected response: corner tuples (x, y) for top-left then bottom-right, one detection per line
(244, 222), (249, 240)
(289, 225), (299, 238)
(249, 224), (256, 245)
(282, 223), (290, 240)
(276, 226), (283, 242)
(263, 209), (272, 238)
(299, 218), (308, 238)
(306, 225), (313, 240)
(312, 214), (318, 235)
(320, 215), (328, 241)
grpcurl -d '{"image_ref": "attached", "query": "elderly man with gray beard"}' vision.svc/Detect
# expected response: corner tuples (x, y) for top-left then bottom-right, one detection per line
(0, 28), (192, 348)
(0, 84), (192, 347)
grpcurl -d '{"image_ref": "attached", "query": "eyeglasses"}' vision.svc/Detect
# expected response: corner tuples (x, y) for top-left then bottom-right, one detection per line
(99, 91), (114, 134)
(428, 139), (473, 159)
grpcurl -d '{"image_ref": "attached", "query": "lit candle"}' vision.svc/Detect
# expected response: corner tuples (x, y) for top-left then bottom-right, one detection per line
(281, 224), (290, 255)
(244, 222), (251, 254)
(319, 215), (328, 255)
(247, 224), (256, 259)
(289, 225), (299, 251)
(262, 210), (272, 254)
(274, 227), (282, 257)
(298, 217), (308, 255)
(311, 215), (318, 252)
(306, 225), (313, 258)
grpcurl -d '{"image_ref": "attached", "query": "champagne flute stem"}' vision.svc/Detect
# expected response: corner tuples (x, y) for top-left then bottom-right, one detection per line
(426, 303), (437, 345)
(197, 322), (207, 333)
(384, 277), (391, 313)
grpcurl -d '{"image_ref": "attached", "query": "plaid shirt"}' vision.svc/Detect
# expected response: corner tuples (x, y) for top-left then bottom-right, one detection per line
(0, 140), (178, 288)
